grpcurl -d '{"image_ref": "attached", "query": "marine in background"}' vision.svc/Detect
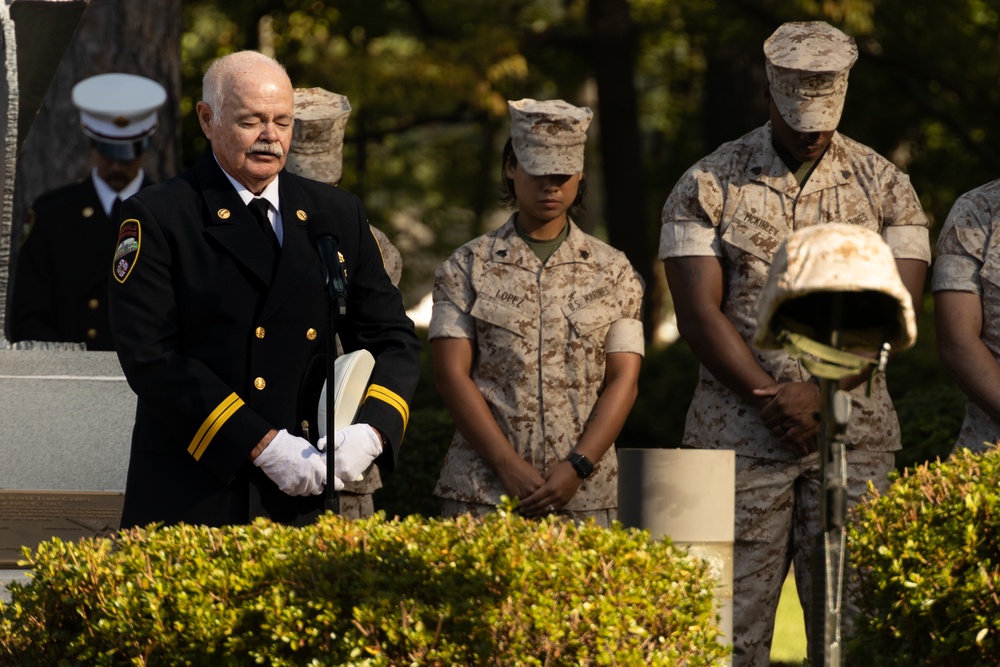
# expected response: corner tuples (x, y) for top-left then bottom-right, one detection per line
(430, 98), (645, 527)
(283, 86), (405, 519)
(659, 21), (930, 665)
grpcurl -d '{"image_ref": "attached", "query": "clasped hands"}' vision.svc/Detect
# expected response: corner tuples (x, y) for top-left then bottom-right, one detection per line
(252, 424), (383, 496)
(752, 380), (821, 457)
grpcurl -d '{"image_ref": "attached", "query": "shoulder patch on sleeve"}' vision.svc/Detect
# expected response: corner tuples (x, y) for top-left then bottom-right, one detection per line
(113, 219), (141, 284)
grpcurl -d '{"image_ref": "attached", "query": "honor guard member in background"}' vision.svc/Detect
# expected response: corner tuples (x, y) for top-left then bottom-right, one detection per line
(430, 99), (645, 526)
(933, 180), (1000, 454)
(659, 22), (930, 666)
(284, 86), (404, 519)
(108, 51), (421, 528)
(9, 73), (166, 350)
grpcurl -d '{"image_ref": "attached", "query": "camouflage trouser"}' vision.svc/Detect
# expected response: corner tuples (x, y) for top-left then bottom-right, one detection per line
(336, 492), (375, 520)
(732, 450), (894, 667)
(439, 499), (617, 528)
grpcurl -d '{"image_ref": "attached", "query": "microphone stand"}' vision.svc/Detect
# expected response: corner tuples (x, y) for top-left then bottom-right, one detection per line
(323, 261), (348, 515)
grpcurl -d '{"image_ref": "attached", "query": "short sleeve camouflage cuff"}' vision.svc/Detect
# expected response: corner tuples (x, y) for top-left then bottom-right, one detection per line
(931, 255), (982, 295)
(883, 224), (931, 263)
(605, 318), (645, 356)
(428, 300), (475, 341)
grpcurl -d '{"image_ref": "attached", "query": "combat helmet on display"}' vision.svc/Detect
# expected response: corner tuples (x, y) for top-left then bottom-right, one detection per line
(755, 223), (916, 386)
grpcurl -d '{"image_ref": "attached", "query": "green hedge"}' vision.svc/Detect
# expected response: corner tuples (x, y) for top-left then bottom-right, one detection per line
(847, 446), (1000, 665)
(0, 509), (730, 666)
(375, 405), (454, 519)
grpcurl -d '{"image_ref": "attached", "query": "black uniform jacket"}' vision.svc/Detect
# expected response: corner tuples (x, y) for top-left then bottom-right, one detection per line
(109, 151), (420, 528)
(10, 175), (151, 350)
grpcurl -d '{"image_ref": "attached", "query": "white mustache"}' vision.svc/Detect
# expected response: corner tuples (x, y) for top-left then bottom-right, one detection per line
(247, 142), (284, 158)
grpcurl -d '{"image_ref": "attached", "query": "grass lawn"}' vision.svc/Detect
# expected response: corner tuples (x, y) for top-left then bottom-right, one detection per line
(770, 570), (807, 666)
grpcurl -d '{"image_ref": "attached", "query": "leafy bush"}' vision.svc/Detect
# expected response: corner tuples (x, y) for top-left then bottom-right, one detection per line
(0, 509), (730, 666)
(847, 446), (1000, 666)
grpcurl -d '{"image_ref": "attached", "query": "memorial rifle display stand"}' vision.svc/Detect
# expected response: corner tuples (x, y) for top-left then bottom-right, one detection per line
(755, 225), (914, 667)
(780, 294), (891, 667)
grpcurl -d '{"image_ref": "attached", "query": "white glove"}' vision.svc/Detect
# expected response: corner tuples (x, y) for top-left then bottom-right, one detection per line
(253, 429), (333, 496)
(326, 423), (383, 483)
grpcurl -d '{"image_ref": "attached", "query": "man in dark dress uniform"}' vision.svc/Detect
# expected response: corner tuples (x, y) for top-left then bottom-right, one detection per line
(108, 50), (421, 528)
(10, 73), (166, 350)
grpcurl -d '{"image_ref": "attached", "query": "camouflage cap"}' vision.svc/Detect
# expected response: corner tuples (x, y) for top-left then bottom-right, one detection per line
(285, 87), (351, 185)
(508, 98), (592, 176)
(764, 21), (858, 132)
(755, 223), (916, 353)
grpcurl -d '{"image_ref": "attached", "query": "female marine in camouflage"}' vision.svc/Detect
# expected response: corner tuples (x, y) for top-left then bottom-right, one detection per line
(429, 99), (645, 526)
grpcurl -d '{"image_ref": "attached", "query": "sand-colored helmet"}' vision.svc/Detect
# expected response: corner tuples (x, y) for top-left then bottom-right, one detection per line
(755, 223), (916, 381)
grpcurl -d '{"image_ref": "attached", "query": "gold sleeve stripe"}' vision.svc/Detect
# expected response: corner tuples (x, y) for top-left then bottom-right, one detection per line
(188, 392), (245, 461)
(365, 384), (409, 428)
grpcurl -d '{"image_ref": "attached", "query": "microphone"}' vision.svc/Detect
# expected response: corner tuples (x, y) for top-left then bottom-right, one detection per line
(307, 212), (346, 511)
(306, 211), (348, 311)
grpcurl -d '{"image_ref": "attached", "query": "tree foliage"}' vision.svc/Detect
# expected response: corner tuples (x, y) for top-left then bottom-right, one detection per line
(179, 0), (598, 305)
(174, 0), (1000, 329)
(15, 0), (1000, 323)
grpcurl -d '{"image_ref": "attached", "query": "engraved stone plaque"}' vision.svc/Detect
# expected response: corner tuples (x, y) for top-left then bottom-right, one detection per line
(0, 490), (123, 567)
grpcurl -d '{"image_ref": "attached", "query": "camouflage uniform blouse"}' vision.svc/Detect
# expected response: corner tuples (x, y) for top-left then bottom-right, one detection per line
(660, 123), (930, 462)
(430, 215), (645, 510)
(932, 178), (1000, 452)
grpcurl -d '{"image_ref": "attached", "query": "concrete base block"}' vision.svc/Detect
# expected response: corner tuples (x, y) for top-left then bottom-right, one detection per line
(0, 350), (133, 492)
(0, 349), (134, 568)
(618, 447), (735, 662)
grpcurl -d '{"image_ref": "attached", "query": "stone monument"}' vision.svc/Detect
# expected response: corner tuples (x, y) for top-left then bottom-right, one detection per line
(0, 2), (133, 599)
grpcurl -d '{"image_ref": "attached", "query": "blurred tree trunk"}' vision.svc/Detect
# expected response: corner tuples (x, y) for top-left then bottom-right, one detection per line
(703, 46), (768, 151)
(11, 0), (182, 252)
(586, 0), (658, 341)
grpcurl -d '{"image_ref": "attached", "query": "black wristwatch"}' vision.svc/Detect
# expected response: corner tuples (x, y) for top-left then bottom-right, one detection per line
(567, 452), (595, 479)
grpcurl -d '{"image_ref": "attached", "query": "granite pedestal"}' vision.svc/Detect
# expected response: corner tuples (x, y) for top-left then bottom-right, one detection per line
(0, 350), (134, 576)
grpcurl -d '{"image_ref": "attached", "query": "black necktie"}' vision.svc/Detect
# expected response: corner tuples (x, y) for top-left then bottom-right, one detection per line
(248, 198), (280, 254)
(110, 197), (122, 223)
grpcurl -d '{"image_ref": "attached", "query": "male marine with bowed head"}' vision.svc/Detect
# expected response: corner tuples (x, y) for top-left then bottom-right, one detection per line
(660, 22), (930, 665)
